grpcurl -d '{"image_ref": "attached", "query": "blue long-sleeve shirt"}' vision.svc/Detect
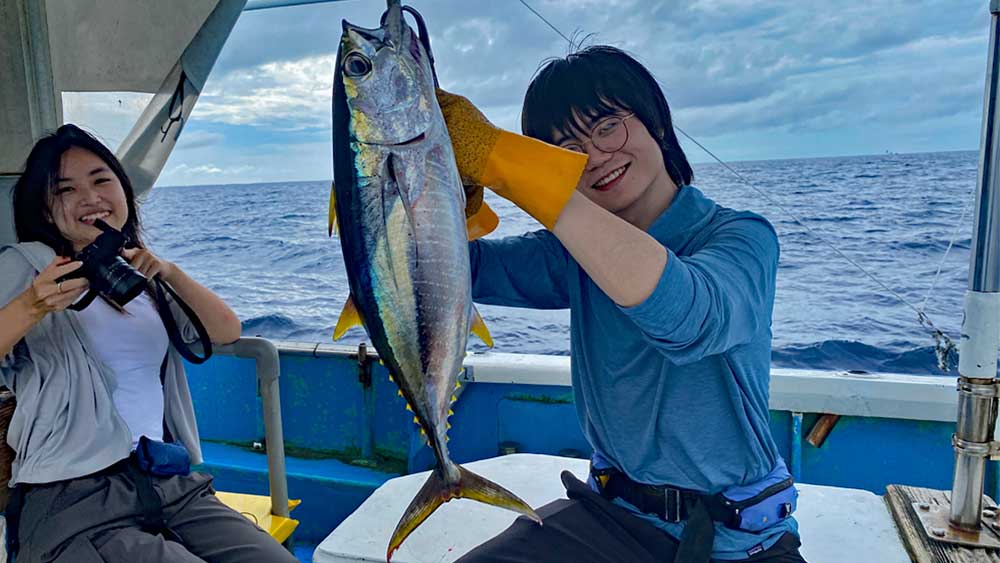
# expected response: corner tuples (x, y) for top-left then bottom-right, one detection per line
(469, 185), (797, 559)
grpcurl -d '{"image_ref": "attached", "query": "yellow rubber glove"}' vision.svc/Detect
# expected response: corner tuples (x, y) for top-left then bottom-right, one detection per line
(437, 89), (588, 230)
(464, 183), (499, 241)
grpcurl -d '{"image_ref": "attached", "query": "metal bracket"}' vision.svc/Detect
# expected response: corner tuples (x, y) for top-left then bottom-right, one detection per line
(357, 342), (372, 388)
(953, 434), (994, 458)
(956, 379), (999, 398)
(914, 501), (1000, 548)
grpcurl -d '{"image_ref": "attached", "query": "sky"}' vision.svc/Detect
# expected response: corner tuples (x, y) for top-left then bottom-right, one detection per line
(62, 0), (991, 187)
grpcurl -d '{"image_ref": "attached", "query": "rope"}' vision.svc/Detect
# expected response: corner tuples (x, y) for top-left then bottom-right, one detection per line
(517, 0), (959, 371)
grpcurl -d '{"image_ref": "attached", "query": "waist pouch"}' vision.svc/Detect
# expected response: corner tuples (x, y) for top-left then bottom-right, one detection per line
(135, 436), (191, 478)
(710, 459), (797, 532)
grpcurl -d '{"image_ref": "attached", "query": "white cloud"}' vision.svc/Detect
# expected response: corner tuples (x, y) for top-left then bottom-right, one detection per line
(193, 54), (336, 130)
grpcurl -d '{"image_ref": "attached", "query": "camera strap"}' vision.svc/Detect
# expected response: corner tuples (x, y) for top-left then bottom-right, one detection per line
(151, 278), (213, 364)
(67, 289), (98, 311)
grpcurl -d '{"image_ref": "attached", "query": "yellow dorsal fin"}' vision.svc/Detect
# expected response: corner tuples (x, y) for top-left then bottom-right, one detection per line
(332, 295), (362, 341)
(470, 305), (493, 348)
(466, 201), (499, 241)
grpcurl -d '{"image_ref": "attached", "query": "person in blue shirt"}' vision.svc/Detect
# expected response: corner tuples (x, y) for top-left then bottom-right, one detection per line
(437, 46), (806, 563)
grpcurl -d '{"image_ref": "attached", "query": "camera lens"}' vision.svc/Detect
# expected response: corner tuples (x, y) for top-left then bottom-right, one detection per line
(91, 256), (147, 307)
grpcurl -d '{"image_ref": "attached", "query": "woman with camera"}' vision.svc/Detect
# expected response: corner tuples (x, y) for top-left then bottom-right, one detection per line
(0, 125), (298, 562)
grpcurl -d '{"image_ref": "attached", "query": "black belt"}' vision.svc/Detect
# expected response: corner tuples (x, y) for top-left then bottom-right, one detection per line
(595, 469), (701, 523)
(591, 465), (719, 563)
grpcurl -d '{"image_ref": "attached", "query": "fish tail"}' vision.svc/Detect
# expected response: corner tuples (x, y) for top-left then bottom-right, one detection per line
(386, 464), (541, 561)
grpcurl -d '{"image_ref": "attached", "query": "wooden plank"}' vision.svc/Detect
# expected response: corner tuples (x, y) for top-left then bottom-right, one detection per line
(885, 485), (1000, 563)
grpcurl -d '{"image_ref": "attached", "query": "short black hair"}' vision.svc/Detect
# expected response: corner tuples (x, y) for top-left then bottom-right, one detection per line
(522, 45), (693, 187)
(11, 124), (145, 255)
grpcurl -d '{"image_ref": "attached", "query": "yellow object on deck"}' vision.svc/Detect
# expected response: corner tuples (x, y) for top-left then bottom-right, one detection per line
(215, 491), (302, 544)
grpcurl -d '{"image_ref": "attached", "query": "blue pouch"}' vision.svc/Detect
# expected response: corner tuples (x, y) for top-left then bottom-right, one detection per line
(135, 436), (191, 477)
(717, 459), (798, 532)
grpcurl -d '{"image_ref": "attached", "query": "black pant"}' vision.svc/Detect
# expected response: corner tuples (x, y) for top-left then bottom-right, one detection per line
(457, 472), (806, 563)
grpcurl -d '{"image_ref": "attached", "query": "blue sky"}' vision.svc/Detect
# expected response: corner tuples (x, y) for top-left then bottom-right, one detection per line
(63, 0), (990, 187)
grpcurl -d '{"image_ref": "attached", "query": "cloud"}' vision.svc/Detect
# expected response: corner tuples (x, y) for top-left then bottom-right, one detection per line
(65, 1), (995, 185)
(175, 130), (226, 150)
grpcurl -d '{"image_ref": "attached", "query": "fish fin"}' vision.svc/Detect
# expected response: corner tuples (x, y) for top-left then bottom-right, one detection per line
(466, 201), (499, 241)
(328, 181), (339, 237)
(386, 465), (541, 561)
(470, 305), (494, 348)
(451, 395), (458, 403)
(332, 295), (362, 340)
(405, 403), (413, 412)
(386, 154), (419, 262)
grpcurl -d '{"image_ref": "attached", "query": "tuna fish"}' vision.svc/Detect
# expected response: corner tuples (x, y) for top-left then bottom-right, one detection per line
(329, 2), (538, 560)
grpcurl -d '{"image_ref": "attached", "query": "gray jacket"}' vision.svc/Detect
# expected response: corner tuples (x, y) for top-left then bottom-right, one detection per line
(0, 242), (203, 486)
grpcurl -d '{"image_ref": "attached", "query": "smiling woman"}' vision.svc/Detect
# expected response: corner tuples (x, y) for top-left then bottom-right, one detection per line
(0, 124), (288, 563)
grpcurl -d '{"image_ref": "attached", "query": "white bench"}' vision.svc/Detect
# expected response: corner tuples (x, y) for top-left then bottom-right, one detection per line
(314, 454), (908, 563)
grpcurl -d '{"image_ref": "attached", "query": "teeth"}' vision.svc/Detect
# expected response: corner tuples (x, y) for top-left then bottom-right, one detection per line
(594, 165), (627, 188)
(80, 211), (110, 222)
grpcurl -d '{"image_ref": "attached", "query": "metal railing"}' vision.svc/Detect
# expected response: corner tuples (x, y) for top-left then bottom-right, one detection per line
(213, 337), (290, 519)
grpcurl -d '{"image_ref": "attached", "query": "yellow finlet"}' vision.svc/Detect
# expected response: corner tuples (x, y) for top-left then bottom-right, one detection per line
(397, 389), (403, 397)
(448, 409), (454, 416)
(470, 305), (493, 348)
(466, 201), (499, 240)
(328, 181), (339, 237)
(405, 403), (413, 412)
(332, 295), (363, 341)
(413, 416), (420, 425)
(451, 395), (458, 403)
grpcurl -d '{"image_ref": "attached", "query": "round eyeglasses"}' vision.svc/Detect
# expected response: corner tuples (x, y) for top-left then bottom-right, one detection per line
(558, 113), (636, 154)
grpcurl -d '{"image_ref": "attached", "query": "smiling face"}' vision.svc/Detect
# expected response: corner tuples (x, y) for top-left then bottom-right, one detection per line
(48, 146), (130, 252)
(554, 109), (676, 226)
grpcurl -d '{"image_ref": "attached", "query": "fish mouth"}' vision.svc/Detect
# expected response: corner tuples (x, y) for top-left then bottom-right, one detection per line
(362, 132), (426, 148)
(389, 133), (425, 147)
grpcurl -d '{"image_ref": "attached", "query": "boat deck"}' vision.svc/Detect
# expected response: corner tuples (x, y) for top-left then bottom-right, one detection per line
(312, 454), (908, 563)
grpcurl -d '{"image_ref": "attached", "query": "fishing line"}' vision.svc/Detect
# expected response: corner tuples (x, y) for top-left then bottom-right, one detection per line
(517, 0), (959, 371)
(919, 193), (974, 314)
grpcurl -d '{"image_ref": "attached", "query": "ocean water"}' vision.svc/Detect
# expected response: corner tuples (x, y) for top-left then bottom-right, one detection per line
(143, 150), (980, 376)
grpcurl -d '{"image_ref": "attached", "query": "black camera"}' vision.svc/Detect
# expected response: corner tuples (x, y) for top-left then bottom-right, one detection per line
(61, 219), (148, 310)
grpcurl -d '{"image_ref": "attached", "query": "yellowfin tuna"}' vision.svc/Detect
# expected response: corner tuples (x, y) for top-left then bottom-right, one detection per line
(329, 2), (537, 560)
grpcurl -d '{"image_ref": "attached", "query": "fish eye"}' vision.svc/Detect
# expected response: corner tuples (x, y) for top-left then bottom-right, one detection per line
(344, 52), (373, 77)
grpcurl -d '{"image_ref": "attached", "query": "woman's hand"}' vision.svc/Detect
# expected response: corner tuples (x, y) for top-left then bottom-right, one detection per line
(21, 257), (90, 320)
(122, 248), (177, 282)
